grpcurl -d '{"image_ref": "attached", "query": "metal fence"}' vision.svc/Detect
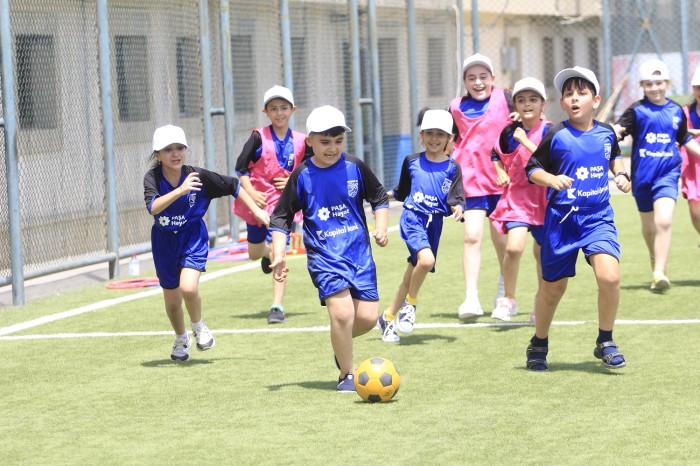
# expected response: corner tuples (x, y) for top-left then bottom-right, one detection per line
(1, 0), (697, 304)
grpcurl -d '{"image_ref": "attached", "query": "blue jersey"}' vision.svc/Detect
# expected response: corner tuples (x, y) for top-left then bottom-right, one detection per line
(393, 152), (464, 216)
(526, 121), (621, 208)
(270, 154), (389, 280)
(144, 165), (241, 233)
(616, 98), (691, 186)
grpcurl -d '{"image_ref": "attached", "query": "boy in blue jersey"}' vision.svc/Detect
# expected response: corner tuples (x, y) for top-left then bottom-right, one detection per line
(144, 125), (269, 361)
(269, 106), (389, 392)
(614, 59), (700, 292)
(378, 110), (464, 342)
(524, 67), (631, 371)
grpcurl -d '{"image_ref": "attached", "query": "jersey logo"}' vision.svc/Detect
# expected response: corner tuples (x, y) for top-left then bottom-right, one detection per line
(441, 178), (452, 195)
(318, 207), (330, 221)
(188, 192), (196, 207)
(347, 180), (359, 198)
(159, 216), (170, 227)
(672, 116), (680, 130)
(567, 188), (576, 199)
(412, 191), (424, 204)
(575, 166), (589, 181)
(604, 143), (611, 160)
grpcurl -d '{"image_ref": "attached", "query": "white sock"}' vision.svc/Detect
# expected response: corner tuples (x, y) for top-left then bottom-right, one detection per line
(190, 320), (203, 330)
(466, 290), (479, 300)
(177, 331), (188, 339)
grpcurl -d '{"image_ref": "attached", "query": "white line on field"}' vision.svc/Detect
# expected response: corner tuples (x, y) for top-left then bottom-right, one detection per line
(0, 226), (401, 337)
(2, 319), (699, 341)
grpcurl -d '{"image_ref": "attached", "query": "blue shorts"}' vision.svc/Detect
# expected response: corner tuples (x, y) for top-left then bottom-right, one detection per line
(312, 271), (379, 306)
(400, 209), (443, 273)
(247, 223), (292, 245)
(465, 194), (501, 216)
(151, 221), (208, 289)
(632, 171), (679, 212)
(505, 221), (544, 245)
(540, 204), (620, 282)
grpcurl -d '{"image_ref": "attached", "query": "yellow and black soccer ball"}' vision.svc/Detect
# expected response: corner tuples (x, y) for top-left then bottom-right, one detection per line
(354, 357), (401, 403)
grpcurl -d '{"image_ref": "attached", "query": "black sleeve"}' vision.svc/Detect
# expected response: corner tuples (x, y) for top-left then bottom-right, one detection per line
(526, 122), (562, 177)
(392, 155), (417, 202)
(446, 160), (465, 208)
(348, 155), (389, 209)
(143, 167), (159, 209)
(675, 104), (692, 145)
(234, 131), (262, 176)
(270, 164), (304, 233)
(503, 89), (515, 113)
(615, 102), (639, 140)
(192, 165), (240, 199)
(597, 122), (622, 159)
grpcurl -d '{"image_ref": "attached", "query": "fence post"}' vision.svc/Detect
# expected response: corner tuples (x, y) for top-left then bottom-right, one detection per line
(97, 0), (119, 279)
(0, 0), (25, 305)
(471, 0), (479, 53)
(198, 0), (218, 246)
(367, 0), (384, 184)
(349, 0), (364, 160)
(407, 0), (419, 153)
(680, 0), (689, 95)
(456, 0), (465, 95)
(218, 0), (239, 240)
(280, 0), (296, 130)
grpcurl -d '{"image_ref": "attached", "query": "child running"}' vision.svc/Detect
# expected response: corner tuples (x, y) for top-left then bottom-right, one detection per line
(680, 65), (700, 238)
(269, 105), (389, 392)
(524, 67), (631, 371)
(144, 125), (269, 361)
(489, 77), (551, 322)
(233, 85), (308, 323)
(378, 109), (464, 343)
(449, 53), (513, 320)
(614, 59), (700, 291)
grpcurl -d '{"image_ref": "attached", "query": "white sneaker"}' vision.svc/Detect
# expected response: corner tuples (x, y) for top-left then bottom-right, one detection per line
(491, 297), (517, 322)
(650, 272), (671, 292)
(458, 296), (483, 319)
(171, 334), (191, 361)
(378, 313), (400, 343)
(192, 322), (215, 351)
(494, 275), (505, 307)
(396, 302), (416, 334)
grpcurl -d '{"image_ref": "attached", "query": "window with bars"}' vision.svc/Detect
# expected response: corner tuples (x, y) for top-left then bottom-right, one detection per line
(291, 37), (308, 107)
(115, 35), (150, 122)
(543, 37), (554, 82)
(427, 37), (445, 97)
(563, 37), (574, 68)
(15, 34), (58, 129)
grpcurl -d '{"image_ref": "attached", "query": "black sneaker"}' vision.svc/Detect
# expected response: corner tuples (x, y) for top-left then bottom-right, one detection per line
(260, 256), (272, 274)
(268, 306), (285, 324)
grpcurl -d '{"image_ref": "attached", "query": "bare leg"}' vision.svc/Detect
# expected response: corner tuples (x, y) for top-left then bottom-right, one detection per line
(163, 287), (185, 335)
(179, 267), (202, 324)
(589, 254), (620, 331)
(534, 278), (567, 339)
(689, 200), (700, 236)
(247, 241), (268, 261)
(326, 290), (356, 376)
(407, 248), (435, 299)
(501, 227), (528, 299)
(388, 265), (413, 316)
(462, 210), (486, 292)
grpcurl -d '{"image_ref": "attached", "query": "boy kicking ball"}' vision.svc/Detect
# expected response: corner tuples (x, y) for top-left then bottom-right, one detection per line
(524, 67), (631, 371)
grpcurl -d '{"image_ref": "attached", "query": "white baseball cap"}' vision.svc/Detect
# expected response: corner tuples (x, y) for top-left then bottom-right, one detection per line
(692, 65), (700, 86)
(262, 85), (294, 108)
(420, 109), (454, 134)
(152, 125), (188, 151)
(553, 66), (600, 96)
(512, 77), (547, 100)
(462, 53), (494, 76)
(639, 59), (670, 82)
(306, 105), (352, 134)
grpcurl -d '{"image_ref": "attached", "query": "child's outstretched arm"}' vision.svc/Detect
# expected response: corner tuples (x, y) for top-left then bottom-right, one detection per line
(609, 159), (631, 193)
(239, 175), (268, 209)
(236, 188), (270, 226)
(372, 207), (389, 247)
(529, 168), (573, 191)
(682, 139), (700, 158)
(150, 171), (202, 215)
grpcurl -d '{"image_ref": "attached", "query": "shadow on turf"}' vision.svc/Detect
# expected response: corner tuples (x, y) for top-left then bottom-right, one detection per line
(141, 359), (215, 367)
(397, 333), (457, 345)
(621, 278), (700, 291)
(267, 380), (336, 391)
(233, 310), (313, 320)
(515, 361), (625, 374)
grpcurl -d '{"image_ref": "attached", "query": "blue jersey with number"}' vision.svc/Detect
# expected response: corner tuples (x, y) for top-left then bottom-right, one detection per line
(616, 98), (691, 187)
(526, 120), (621, 208)
(270, 153), (389, 280)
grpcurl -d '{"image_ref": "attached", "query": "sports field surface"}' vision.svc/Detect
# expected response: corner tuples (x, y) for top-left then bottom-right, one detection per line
(1, 194), (699, 465)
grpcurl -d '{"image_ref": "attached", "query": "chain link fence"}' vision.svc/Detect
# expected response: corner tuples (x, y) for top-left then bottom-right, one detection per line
(1, 0), (697, 302)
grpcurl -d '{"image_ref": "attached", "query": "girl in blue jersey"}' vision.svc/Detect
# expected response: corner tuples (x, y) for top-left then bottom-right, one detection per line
(524, 67), (631, 371)
(144, 125), (269, 361)
(268, 106), (389, 393)
(378, 110), (464, 343)
(614, 59), (700, 292)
